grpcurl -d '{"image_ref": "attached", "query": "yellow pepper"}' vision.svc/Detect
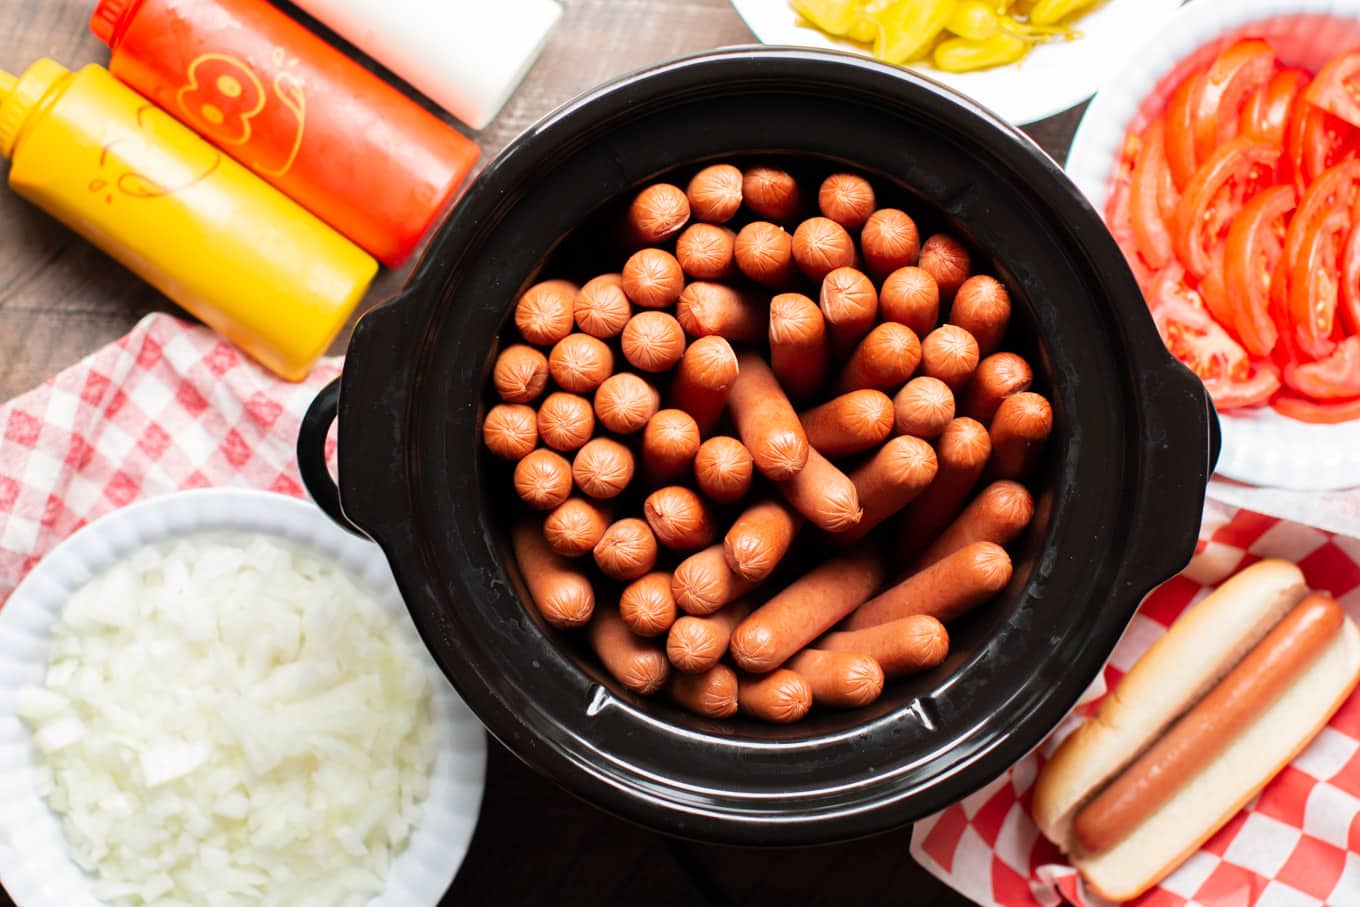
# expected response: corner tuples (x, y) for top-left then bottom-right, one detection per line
(932, 31), (1028, 72)
(1028, 0), (1097, 27)
(946, 0), (1001, 40)
(791, 0), (862, 36)
(872, 0), (958, 65)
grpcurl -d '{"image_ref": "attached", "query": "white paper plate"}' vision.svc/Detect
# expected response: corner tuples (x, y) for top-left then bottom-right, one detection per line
(0, 489), (488, 907)
(1066, 0), (1360, 491)
(727, 0), (1186, 125)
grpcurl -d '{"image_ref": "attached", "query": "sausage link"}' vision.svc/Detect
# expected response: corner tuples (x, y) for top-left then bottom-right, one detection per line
(543, 497), (612, 558)
(776, 447), (863, 533)
(949, 275), (1011, 356)
(739, 669), (813, 724)
(818, 614), (950, 677)
(1074, 594), (1345, 855)
(861, 208), (921, 280)
(742, 166), (801, 221)
(572, 437), (635, 500)
(893, 376), (956, 440)
(671, 545), (756, 616)
(799, 389), (895, 458)
(511, 519), (595, 629)
(819, 266), (879, 357)
(962, 353), (1034, 424)
(644, 486), (717, 552)
(670, 335), (739, 436)
(676, 223), (736, 280)
(594, 373), (661, 435)
(728, 352), (811, 481)
(768, 292), (830, 401)
(920, 324), (980, 392)
(988, 392), (1053, 481)
(847, 541), (1012, 629)
(573, 273), (631, 339)
(917, 480), (1033, 569)
(817, 173), (876, 229)
(483, 403), (538, 461)
(734, 221), (796, 288)
(676, 282), (766, 343)
(918, 234), (971, 300)
(835, 323), (922, 393)
(669, 664), (740, 718)
(837, 435), (938, 544)
(895, 417), (992, 556)
(627, 183), (690, 245)
(729, 548), (885, 673)
(593, 518), (659, 581)
(793, 217), (856, 282)
(514, 279), (578, 346)
(537, 392), (596, 452)
(548, 333), (615, 393)
(686, 164), (743, 224)
(786, 649), (885, 708)
(723, 499), (802, 582)
(666, 599), (753, 673)
(493, 344), (550, 403)
(619, 572), (679, 637)
(621, 248), (685, 309)
(879, 266), (940, 335)
(694, 436), (755, 504)
(642, 409), (702, 484)
(589, 606), (671, 695)
(621, 311), (686, 373)
(513, 449), (573, 510)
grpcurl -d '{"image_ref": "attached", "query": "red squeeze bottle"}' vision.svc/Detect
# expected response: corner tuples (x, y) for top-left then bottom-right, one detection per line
(91, 0), (480, 267)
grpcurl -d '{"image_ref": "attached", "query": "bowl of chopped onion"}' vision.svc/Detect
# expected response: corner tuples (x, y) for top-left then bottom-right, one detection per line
(0, 488), (487, 907)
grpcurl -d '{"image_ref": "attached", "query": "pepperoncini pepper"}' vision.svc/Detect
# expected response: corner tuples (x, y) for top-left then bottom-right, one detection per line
(1028, 0), (1097, 27)
(871, 0), (957, 65)
(933, 31), (1028, 72)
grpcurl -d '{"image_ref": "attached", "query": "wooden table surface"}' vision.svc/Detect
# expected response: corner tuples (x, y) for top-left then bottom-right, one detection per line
(0, 1), (1084, 904)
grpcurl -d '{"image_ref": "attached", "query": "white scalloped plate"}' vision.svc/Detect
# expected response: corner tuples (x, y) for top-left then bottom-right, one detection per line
(1066, 0), (1360, 491)
(0, 489), (487, 907)
(727, 0), (1186, 125)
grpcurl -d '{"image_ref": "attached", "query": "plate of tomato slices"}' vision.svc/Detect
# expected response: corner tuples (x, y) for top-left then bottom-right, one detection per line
(1068, 0), (1360, 491)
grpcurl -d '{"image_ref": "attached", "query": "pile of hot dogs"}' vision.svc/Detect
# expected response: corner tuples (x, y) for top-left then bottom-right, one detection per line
(482, 162), (1053, 723)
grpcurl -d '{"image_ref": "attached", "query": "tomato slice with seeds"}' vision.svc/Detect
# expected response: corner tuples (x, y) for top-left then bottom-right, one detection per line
(1165, 72), (1203, 192)
(1130, 118), (1176, 268)
(1303, 51), (1360, 129)
(1340, 221), (1360, 335)
(1198, 242), (1234, 331)
(1223, 183), (1294, 356)
(1272, 395), (1360, 422)
(1193, 40), (1277, 162)
(1240, 68), (1307, 145)
(1172, 136), (1279, 278)
(1284, 336), (1360, 399)
(1282, 159), (1360, 273)
(1289, 205), (1347, 359)
(1288, 105), (1360, 190)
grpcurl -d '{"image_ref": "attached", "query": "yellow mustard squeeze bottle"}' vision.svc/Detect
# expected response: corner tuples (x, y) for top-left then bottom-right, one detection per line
(0, 59), (377, 380)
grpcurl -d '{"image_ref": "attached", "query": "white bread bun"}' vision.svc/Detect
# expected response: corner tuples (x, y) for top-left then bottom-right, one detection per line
(1032, 559), (1307, 847)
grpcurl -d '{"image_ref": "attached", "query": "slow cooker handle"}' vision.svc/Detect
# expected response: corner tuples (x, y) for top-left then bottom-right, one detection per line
(297, 377), (367, 538)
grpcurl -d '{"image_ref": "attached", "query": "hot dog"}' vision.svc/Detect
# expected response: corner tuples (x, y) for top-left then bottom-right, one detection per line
(619, 571), (678, 637)
(775, 447), (863, 533)
(861, 208), (921, 280)
(799, 389), (895, 458)
(589, 606), (671, 695)
(892, 376), (955, 440)
(676, 282), (765, 343)
(514, 279), (578, 346)
(920, 324), (980, 392)
(1031, 561), (1360, 902)
(669, 664), (739, 718)
(734, 221), (795, 288)
(548, 333), (615, 393)
(895, 417), (991, 556)
(768, 292), (830, 401)
(949, 274), (1011, 356)
(621, 248), (685, 309)
(573, 273), (631, 339)
(676, 223), (736, 280)
(493, 344), (550, 403)
(686, 164), (743, 224)
(918, 234), (970, 300)
(834, 323), (922, 393)
(513, 448), (573, 510)
(572, 437), (635, 500)
(742, 166), (801, 222)
(819, 266), (879, 357)
(723, 498), (802, 583)
(879, 266), (939, 335)
(785, 649), (885, 708)
(627, 182), (690, 246)
(694, 436), (754, 504)
(817, 173), (876, 229)
(915, 479), (1033, 569)
(728, 352), (810, 481)
(593, 517), (658, 581)
(483, 403), (538, 461)
(793, 217), (856, 282)
(594, 373), (661, 435)
(642, 409), (701, 484)
(729, 548), (884, 673)
(670, 335), (738, 436)
(536, 392), (596, 452)
(543, 497), (611, 558)
(666, 599), (753, 674)
(621, 311), (686, 374)
(845, 541), (1011, 629)
(738, 669), (813, 724)
(511, 518), (595, 629)
(643, 486), (716, 551)
(671, 545), (756, 616)
(838, 435), (938, 544)
(962, 352), (1034, 424)
(988, 392), (1053, 481)
(817, 614), (950, 677)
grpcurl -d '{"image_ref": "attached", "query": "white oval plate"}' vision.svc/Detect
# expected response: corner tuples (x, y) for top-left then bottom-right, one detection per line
(1066, 0), (1360, 491)
(0, 489), (487, 907)
(727, 0), (1186, 125)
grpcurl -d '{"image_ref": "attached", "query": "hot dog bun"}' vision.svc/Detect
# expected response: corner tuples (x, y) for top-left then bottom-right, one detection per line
(1031, 559), (1360, 901)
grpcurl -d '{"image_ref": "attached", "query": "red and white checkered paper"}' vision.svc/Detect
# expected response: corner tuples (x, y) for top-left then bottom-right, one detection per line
(0, 313), (340, 604)
(911, 499), (1360, 907)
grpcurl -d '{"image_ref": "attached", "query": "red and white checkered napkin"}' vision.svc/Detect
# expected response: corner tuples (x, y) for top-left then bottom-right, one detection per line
(911, 499), (1360, 907)
(0, 313), (340, 605)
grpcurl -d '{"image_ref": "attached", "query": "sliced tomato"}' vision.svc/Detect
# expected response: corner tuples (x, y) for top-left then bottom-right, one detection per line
(1193, 40), (1277, 162)
(1341, 220), (1360, 335)
(1205, 362), (1282, 409)
(1129, 119), (1175, 268)
(1282, 159), (1360, 271)
(1147, 260), (1200, 313)
(1240, 68), (1308, 145)
(1199, 242), (1234, 331)
(1284, 335), (1360, 398)
(1223, 183), (1294, 356)
(1105, 145), (1157, 292)
(1303, 51), (1360, 129)
(1289, 206), (1348, 358)
(1272, 395), (1360, 422)
(1172, 136), (1279, 278)
(1292, 106), (1360, 188)
(1165, 72), (1203, 192)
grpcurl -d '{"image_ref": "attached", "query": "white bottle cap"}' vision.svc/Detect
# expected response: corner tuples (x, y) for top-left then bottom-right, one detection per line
(293, 0), (563, 130)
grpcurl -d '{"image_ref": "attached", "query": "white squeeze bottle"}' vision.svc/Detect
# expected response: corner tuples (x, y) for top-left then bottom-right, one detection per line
(291, 0), (563, 130)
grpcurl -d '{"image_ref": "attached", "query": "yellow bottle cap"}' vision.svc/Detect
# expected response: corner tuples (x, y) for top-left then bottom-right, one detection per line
(0, 58), (71, 160)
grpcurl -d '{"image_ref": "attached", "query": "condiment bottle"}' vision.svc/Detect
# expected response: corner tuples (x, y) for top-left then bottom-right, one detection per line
(288, 0), (563, 129)
(91, 0), (481, 267)
(0, 59), (378, 381)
